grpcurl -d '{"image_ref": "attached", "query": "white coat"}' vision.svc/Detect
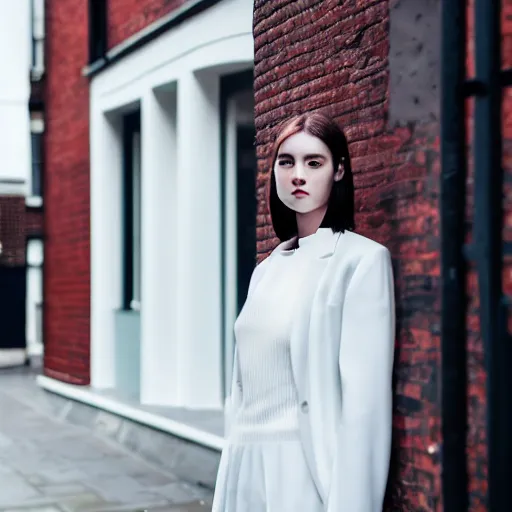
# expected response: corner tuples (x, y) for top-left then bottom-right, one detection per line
(223, 227), (396, 512)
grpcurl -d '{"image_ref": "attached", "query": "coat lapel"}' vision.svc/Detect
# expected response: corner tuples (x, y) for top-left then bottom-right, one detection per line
(287, 229), (341, 396)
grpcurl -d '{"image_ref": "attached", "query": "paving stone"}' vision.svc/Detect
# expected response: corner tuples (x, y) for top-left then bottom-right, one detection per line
(93, 411), (123, 438)
(0, 431), (13, 448)
(37, 483), (89, 497)
(25, 476), (50, 487)
(56, 492), (110, 512)
(34, 468), (89, 485)
(153, 483), (211, 504)
(131, 472), (177, 488)
(148, 500), (212, 512)
(0, 474), (42, 506)
(76, 457), (150, 479)
(2, 507), (62, 512)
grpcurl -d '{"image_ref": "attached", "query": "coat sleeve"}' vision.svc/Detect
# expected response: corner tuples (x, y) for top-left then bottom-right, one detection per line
(327, 246), (395, 512)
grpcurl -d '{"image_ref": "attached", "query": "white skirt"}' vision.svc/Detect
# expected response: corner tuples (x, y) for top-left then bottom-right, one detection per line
(212, 432), (323, 512)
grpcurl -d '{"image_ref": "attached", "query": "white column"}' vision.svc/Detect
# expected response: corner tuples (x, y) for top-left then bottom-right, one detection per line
(90, 106), (123, 389)
(0, 1), (31, 191)
(26, 239), (44, 357)
(140, 87), (180, 405)
(223, 97), (238, 397)
(175, 70), (223, 409)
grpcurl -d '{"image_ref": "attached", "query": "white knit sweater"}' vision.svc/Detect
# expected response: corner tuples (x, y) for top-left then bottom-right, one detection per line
(231, 232), (318, 440)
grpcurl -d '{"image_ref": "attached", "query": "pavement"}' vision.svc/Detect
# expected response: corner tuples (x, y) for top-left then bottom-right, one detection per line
(0, 367), (213, 512)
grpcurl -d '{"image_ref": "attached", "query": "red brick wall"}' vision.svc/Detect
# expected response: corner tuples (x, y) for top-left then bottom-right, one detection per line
(44, 0), (91, 385)
(0, 197), (43, 267)
(253, 1), (512, 511)
(253, 1), (441, 510)
(107, 0), (187, 49)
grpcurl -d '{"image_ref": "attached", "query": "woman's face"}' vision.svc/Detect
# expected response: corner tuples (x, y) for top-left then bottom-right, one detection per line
(274, 131), (343, 215)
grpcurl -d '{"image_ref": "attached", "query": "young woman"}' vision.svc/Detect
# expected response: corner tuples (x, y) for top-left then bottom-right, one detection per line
(212, 112), (395, 512)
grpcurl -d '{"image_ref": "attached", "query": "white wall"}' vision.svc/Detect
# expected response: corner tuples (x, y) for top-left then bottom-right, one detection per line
(90, 0), (254, 409)
(26, 239), (44, 357)
(0, 1), (31, 194)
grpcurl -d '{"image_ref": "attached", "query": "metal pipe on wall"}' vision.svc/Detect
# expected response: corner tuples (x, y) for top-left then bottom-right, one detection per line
(440, 0), (469, 510)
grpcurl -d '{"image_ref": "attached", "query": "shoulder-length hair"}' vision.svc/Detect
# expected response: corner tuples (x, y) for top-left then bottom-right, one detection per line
(268, 111), (355, 242)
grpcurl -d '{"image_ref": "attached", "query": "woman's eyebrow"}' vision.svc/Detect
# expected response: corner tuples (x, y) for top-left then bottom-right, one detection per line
(304, 154), (326, 160)
(277, 153), (326, 159)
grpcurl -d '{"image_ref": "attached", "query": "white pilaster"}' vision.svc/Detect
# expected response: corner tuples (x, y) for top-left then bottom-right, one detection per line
(90, 108), (123, 388)
(175, 71), (223, 409)
(0, 1), (31, 189)
(140, 87), (180, 405)
(26, 239), (44, 357)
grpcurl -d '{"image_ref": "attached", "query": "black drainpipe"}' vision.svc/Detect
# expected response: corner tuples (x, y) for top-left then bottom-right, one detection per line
(440, 0), (469, 510)
(473, 1), (510, 509)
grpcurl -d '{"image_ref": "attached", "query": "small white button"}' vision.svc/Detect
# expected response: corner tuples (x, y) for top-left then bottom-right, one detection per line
(301, 401), (309, 413)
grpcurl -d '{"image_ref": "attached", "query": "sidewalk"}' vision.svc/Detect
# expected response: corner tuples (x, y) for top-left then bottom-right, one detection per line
(0, 367), (213, 512)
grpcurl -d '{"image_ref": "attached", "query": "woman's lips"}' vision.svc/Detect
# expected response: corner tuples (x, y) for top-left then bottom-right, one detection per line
(292, 189), (309, 197)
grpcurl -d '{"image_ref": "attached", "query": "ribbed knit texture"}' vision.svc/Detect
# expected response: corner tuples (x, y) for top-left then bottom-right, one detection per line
(231, 232), (318, 442)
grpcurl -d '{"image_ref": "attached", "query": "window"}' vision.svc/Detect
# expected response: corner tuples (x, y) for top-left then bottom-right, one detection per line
(31, 0), (45, 80)
(88, 0), (107, 64)
(122, 111), (142, 311)
(30, 116), (44, 201)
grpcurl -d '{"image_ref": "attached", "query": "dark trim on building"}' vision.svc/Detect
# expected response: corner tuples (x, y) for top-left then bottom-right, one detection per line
(26, 233), (45, 243)
(0, 178), (25, 185)
(219, 68), (254, 398)
(473, 0), (511, 509)
(121, 110), (140, 311)
(25, 205), (44, 214)
(29, 98), (45, 112)
(88, 0), (108, 65)
(83, 0), (223, 78)
(440, 1), (469, 510)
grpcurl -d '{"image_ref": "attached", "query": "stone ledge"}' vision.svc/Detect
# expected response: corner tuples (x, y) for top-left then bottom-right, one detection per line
(36, 376), (222, 490)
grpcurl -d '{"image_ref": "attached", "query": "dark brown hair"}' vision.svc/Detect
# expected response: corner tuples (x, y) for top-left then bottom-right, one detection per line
(268, 112), (355, 242)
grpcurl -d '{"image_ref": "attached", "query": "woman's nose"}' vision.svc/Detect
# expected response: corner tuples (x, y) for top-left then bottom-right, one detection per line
(291, 164), (306, 184)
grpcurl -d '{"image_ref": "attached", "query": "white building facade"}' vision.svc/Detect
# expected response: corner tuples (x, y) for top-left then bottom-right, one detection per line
(0, 0), (45, 367)
(38, 0), (257, 447)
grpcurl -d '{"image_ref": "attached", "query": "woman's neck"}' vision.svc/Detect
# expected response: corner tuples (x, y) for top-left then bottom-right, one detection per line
(296, 204), (328, 239)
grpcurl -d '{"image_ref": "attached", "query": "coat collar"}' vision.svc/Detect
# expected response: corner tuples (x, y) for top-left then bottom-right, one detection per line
(273, 227), (341, 260)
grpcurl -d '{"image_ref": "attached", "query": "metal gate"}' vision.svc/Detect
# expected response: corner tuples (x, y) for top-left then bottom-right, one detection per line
(441, 0), (512, 510)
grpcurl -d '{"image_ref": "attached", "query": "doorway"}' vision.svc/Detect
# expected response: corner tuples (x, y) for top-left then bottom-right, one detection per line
(0, 266), (27, 366)
(221, 70), (257, 398)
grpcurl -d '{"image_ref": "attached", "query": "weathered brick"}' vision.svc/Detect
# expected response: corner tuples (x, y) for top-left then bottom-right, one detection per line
(0, 197), (42, 267)
(107, 0), (186, 49)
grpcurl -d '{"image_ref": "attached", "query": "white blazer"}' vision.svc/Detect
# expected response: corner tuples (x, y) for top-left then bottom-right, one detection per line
(224, 228), (395, 512)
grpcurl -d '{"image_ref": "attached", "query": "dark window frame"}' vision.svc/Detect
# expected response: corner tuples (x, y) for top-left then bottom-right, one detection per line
(122, 111), (141, 311)
(30, 0), (45, 77)
(88, 0), (107, 64)
(219, 68), (256, 398)
(30, 130), (44, 198)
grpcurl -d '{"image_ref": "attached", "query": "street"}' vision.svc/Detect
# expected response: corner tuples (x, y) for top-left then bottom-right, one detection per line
(0, 368), (213, 512)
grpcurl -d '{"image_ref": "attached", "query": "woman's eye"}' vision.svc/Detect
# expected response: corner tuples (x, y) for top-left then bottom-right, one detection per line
(308, 160), (322, 168)
(278, 159), (293, 167)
